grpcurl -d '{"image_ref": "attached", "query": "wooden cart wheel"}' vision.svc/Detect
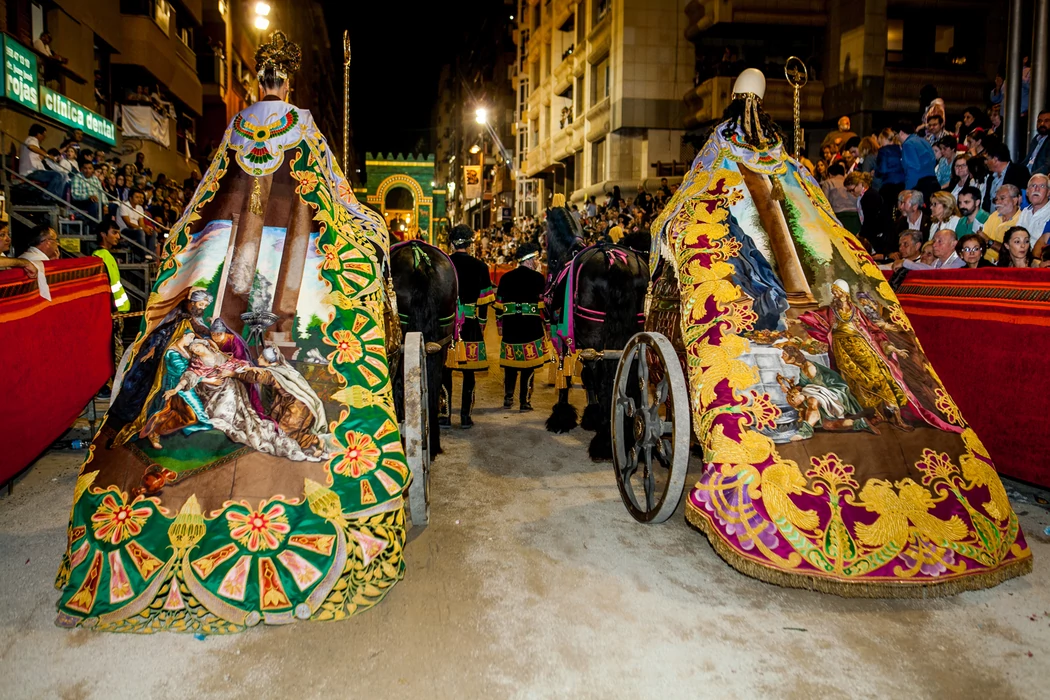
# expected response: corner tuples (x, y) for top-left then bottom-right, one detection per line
(612, 331), (690, 523)
(403, 332), (431, 527)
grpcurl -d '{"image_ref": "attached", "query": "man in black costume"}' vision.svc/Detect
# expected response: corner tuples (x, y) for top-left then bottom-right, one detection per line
(495, 242), (547, 411)
(441, 224), (493, 429)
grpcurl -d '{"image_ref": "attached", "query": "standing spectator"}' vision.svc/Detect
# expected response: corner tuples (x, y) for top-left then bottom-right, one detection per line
(18, 225), (60, 262)
(135, 151), (152, 178)
(70, 159), (106, 219)
(841, 136), (861, 173)
(845, 171), (891, 258)
(822, 116), (857, 151)
(932, 136), (956, 188)
(1021, 175), (1050, 253)
(894, 190), (931, 241)
(997, 226), (1038, 267)
(981, 184), (1023, 263)
(954, 187), (989, 238)
(928, 191), (962, 233)
(957, 234), (993, 268)
(1025, 109), (1050, 176)
(957, 106), (991, 142)
(896, 119), (939, 201)
(92, 219), (130, 313)
(584, 196), (597, 219)
(118, 189), (152, 259)
(875, 128), (905, 206)
(894, 228), (965, 270)
(923, 113), (948, 144)
(18, 124), (66, 198)
(982, 143), (1031, 213)
(854, 136), (879, 176)
(658, 178), (672, 200)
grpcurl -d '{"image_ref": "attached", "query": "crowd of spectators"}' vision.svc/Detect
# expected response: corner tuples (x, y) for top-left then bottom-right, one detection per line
(13, 122), (202, 261)
(474, 178), (679, 267)
(813, 103), (1050, 271)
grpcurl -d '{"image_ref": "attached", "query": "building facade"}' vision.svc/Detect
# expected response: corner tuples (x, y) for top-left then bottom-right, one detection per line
(682, 0), (1009, 157)
(514, 0), (696, 209)
(432, 3), (517, 231)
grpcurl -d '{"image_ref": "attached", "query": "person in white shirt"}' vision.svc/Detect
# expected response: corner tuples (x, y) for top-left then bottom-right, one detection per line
(894, 229), (966, 270)
(928, 191), (961, 235)
(32, 32), (53, 57)
(19, 124), (66, 197)
(1022, 175), (1050, 256)
(18, 225), (60, 262)
(118, 188), (153, 259)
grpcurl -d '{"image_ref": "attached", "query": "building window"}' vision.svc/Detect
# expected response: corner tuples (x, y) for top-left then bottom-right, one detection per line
(592, 56), (609, 105)
(887, 19), (904, 63)
(575, 75), (585, 116)
(593, 0), (610, 27)
(934, 25), (955, 54)
(592, 137), (606, 184)
(545, 42), (552, 77)
(576, 5), (587, 44)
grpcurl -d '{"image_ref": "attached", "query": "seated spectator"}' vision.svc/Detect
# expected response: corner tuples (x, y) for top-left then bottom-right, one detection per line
(1022, 175), (1050, 253)
(896, 119), (939, 201)
(0, 222), (37, 276)
(947, 154), (972, 199)
(957, 233), (993, 268)
(845, 171), (891, 258)
(981, 184), (1023, 263)
(18, 224), (60, 262)
(1026, 109), (1050, 176)
(997, 226), (1039, 268)
(954, 186), (989, 238)
(933, 136), (957, 188)
(54, 143), (79, 176)
(822, 163), (856, 217)
(894, 229), (923, 267)
(928, 191), (962, 233)
(70, 159), (107, 220)
(894, 228), (965, 270)
(982, 143), (1031, 212)
(114, 174), (130, 202)
(894, 190), (931, 240)
(18, 124), (66, 198)
(118, 188), (153, 259)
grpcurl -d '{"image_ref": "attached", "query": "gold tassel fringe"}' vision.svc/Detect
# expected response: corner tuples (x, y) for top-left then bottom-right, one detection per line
(249, 177), (264, 216)
(685, 503), (1032, 599)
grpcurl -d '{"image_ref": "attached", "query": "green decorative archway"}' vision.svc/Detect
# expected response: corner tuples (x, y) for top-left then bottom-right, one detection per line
(357, 152), (447, 245)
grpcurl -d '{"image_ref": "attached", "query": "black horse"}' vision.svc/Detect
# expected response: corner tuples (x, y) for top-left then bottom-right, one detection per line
(544, 205), (649, 461)
(390, 239), (458, 456)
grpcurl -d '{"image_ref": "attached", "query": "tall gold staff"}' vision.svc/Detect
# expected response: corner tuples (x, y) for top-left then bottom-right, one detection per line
(784, 56), (808, 161)
(343, 30), (351, 173)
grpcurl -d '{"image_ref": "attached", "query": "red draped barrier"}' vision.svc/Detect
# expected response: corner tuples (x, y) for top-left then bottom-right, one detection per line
(895, 268), (1050, 487)
(0, 258), (112, 484)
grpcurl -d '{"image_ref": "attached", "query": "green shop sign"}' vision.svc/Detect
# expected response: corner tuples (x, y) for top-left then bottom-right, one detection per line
(3, 35), (38, 109)
(40, 87), (116, 146)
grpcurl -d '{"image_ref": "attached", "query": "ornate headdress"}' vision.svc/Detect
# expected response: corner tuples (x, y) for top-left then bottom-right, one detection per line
(255, 31), (302, 81)
(730, 68), (768, 148)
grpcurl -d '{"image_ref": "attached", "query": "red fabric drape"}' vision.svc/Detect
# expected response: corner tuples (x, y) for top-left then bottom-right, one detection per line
(0, 258), (112, 483)
(894, 268), (1050, 487)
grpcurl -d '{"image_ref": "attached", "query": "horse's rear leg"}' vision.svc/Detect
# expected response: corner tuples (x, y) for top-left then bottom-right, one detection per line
(588, 359), (614, 462)
(579, 361), (602, 431)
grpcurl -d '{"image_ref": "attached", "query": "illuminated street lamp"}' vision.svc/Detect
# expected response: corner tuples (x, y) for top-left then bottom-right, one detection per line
(254, 15), (269, 30)
(475, 107), (488, 124)
(255, 2), (271, 15)
(469, 144), (481, 154)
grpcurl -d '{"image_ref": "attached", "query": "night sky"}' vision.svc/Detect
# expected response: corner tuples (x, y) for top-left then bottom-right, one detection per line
(321, 1), (511, 158)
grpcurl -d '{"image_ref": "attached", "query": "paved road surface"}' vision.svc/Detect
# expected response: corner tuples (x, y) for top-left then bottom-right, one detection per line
(2, 322), (1050, 699)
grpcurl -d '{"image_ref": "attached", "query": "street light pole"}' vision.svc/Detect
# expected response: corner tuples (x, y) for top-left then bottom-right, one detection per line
(1004, 0), (1024, 160)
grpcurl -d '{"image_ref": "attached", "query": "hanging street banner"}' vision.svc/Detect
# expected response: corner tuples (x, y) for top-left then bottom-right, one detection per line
(464, 165), (482, 201)
(40, 87), (116, 145)
(3, 35), (38, 110)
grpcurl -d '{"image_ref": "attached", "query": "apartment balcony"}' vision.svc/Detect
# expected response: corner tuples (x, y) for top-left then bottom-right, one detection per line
(684, 76), (824, 129)
(684, 0), (827, 38)
(553, 57), (574, 95)
(585, 97), (611, 142)
(113, 15), (203, 115)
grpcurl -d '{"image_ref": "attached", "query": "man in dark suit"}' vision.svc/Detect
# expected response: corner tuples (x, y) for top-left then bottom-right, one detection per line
(893, 189), (932, 242)
(1025, 109), (1050, 176)
(982, 143), (1031, 212)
